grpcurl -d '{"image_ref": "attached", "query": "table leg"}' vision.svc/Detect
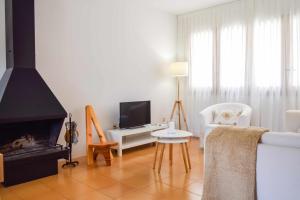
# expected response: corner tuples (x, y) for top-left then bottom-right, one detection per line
(184, 143), (191, 169)
(118, 147), (122, 157)
(158, 144), (165, 174)
(117, 135), (123, 157)
(180, 143), (188, 173)
(169, 144), (173, 166)
(153, 142), (159, 169)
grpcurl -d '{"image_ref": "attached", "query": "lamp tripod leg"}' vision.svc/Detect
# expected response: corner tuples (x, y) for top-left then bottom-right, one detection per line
(179, 101), (189, 131)
(177, 101), (181, 130)
(170, 101), (177, 120)
(170, 77), (189, 131)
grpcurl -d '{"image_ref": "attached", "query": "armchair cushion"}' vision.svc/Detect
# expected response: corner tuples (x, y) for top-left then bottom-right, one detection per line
(213, 109), (242, 125)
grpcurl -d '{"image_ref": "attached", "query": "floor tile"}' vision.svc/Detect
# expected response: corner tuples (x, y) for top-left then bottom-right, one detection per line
(1, 138), (203, 200)
(97, 182), (137, 199)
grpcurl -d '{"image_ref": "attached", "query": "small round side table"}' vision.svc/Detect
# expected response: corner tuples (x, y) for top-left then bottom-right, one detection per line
(151, 129), (193, 173)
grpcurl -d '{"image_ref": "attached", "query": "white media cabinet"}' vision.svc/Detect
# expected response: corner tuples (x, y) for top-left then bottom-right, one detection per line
(107, 124), (168, 157)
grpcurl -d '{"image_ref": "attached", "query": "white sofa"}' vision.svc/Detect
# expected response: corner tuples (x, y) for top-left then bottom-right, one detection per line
(203, 130), (300, 199)
(202, 108), (300, 199)
(257, 132), (300, 200)
(199, 103), (252, 147)
(256, 110), (300, 199)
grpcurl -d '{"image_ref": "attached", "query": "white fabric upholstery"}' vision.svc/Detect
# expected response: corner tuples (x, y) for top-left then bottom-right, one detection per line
(285, 110), (300, 132)
(199, 103), (252, 147)
(261, 132), (300, 148)
(257, 139), (300, 200)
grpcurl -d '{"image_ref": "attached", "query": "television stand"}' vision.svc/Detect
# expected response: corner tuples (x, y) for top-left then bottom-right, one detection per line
(127, 125), (145, 129)
(107, 124), (168, 157)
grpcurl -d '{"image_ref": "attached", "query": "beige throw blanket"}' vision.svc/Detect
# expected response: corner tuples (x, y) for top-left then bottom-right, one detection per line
(202, 126), (268, 200)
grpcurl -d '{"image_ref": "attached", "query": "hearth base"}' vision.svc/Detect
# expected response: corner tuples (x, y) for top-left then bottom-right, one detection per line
(3, 148), (68, 187)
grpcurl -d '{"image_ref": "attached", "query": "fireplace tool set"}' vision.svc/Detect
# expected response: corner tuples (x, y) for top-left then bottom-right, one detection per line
(62, 113), (79, 168)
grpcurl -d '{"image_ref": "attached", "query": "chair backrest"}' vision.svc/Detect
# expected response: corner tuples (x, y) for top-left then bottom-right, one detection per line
(85, 105), (108, 146)
(208, 103), (251, 113)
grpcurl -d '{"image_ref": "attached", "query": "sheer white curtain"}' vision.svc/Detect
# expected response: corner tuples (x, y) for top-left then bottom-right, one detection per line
(177, 0), (300, 137)
(178, 10), (216, 132)
(250, 0), (283, 130)
(288, 1), (300, 106)
(217, 3), (247, 103)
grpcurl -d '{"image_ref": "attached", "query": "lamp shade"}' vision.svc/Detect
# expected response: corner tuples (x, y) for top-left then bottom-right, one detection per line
(170, 62), (188, 77)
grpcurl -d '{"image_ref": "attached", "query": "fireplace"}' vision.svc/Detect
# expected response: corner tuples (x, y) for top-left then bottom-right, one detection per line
(0, 119), (68, 187)
(0, 0), (68, 186)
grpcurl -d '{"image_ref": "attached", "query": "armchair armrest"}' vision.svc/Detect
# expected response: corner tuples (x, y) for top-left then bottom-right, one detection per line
(199, 107), (214, 134)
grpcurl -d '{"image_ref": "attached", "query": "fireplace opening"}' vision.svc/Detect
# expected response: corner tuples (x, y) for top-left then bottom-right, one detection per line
(1, 134), (39, 155)
(0, 119), (65, 158)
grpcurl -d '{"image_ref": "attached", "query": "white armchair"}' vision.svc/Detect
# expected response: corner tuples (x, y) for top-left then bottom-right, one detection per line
(199, 103), (252, 147)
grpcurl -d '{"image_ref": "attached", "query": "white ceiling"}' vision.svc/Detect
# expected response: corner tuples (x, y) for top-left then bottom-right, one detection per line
(142, 0), (234, 15)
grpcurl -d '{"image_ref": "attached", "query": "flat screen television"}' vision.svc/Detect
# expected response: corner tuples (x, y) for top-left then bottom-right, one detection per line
(119, 101), (151, 129)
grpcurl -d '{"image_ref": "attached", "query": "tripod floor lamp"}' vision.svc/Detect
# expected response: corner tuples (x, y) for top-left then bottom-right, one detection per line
(170, 62), (189, 130)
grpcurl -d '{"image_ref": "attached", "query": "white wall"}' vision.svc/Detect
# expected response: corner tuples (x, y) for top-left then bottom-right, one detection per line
(31, 0), (177, 157)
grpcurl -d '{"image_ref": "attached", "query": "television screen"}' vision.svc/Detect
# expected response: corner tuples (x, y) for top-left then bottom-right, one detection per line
(119, 101), (150, 129)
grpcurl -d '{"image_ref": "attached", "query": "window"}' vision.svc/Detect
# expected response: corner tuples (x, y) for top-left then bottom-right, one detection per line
(190, 31), (213, 88)
(253, 18), (282, 88)
(189, 17), (282, 90)
(219, 24), (246, 88)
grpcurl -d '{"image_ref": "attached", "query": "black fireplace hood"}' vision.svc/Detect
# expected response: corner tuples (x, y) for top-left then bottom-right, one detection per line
(0, 0), (67, 123)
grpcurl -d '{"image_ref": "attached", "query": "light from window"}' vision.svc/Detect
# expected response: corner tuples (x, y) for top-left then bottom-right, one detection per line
(253, 18), (282, 88)
(220, 24), (246, 88)
(191, 30), (213, 88)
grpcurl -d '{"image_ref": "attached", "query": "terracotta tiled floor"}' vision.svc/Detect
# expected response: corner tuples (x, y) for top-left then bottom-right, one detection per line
(0, 138), (204, 200)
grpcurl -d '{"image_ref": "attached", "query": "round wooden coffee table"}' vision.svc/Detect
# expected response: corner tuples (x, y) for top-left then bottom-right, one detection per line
(151, 129), (193, 173)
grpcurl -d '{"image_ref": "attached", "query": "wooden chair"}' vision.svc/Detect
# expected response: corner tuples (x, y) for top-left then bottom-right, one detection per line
(86, 105), (118, 166)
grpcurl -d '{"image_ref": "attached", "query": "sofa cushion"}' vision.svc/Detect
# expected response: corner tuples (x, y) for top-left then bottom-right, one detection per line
(261, 132), (300, 148)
